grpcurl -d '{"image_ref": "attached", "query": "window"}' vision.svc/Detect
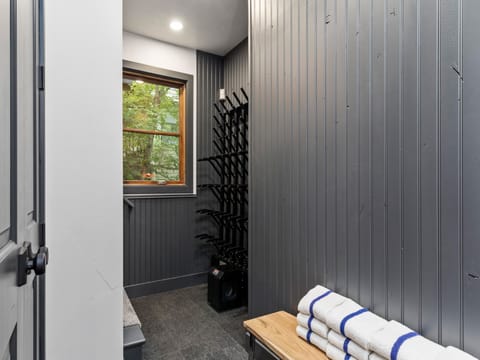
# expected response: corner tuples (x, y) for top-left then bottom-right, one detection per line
(123, 73), (184, 184)
(123, 61), (193, 195)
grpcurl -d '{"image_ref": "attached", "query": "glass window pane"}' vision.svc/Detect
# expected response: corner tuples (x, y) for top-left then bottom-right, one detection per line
(123, 78), (180, 133)
(123, 132), (180, 182)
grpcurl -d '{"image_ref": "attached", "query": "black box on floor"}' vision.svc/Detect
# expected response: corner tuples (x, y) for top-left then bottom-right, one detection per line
(208, 264), (244, 312)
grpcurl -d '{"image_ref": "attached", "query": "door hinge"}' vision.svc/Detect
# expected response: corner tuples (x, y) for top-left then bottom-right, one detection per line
(39, 223), (46, 247)
(38, 65), (45, 90)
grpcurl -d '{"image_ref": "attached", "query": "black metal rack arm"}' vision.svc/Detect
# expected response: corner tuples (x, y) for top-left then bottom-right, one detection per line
(196, 88), (249, 311)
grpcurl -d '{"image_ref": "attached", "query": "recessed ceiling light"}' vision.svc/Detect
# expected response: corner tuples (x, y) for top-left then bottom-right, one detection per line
(169, 20), (183, 32)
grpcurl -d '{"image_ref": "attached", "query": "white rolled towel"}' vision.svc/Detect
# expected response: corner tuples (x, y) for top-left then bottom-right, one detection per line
(369, 354), (387, 360)
(297, 285), (346, 322)
(326, 299), (388, 349)
(297, 313), (329, 338)
(434, 346), (478, 360)
(328, 330), (372, 360)
(368, 320), (444, 360)
(296, 325), (328, 352)
(327, 343), (359, 360)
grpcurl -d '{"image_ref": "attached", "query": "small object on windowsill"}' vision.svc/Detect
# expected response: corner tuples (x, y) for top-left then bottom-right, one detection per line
(142, 172), (154, 181)
(157, 180), (167, 185)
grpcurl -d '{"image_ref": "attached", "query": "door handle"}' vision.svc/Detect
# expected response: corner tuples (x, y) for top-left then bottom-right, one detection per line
(17, 241), (49, 286)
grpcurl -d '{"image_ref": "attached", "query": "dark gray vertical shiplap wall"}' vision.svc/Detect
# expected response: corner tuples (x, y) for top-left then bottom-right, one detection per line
(462, 0), (480, 350)
(249, 0), (480, 355)
(123, 198), (205, 289)
(197, 51), (224, 163)
(224, 38), (249, 97)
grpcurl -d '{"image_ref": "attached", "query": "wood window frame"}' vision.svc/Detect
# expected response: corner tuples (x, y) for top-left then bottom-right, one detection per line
(123, 61), (194, 197)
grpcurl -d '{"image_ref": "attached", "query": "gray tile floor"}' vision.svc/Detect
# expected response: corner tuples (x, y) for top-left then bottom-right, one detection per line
(131, 284), (249, 360)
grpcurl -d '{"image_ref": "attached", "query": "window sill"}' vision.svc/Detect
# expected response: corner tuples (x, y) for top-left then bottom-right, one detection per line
(123, 182), (196, 199)
(123, 193), (197, 200)
(123, 182), (194, 197)
(124, 181), (184, 186)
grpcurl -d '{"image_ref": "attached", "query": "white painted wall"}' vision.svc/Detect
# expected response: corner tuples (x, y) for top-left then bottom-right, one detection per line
(44, 1), (123, 359)
(123, 31), (197, 79)
(123, 31), (197, 189)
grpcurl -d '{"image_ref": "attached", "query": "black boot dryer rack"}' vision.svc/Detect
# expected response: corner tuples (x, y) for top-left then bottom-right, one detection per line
(196, 88), (249, 311)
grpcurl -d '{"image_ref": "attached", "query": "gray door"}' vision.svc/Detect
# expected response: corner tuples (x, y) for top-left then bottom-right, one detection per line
(0, 0), (45, 359)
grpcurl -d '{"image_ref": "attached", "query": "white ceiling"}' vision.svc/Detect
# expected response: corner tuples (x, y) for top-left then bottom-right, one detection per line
(123, 0), (248, 56)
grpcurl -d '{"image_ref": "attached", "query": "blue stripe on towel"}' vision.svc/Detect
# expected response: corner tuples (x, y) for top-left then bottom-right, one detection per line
(306, 329), (313, 343)
(390, 331), (418, 360)
(344, 355), (351, 360)
(307, 315), (314, 330)
(343, 338), (350, 353)
(309, 290), (332, 316)
(340, 308), (368, 336)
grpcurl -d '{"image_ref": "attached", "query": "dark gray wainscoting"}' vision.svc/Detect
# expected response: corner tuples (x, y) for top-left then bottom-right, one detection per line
(123, 198), (209, 297)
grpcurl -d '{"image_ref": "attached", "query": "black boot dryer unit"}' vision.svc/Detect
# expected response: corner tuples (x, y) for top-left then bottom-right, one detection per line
(196, 89), (249, 312)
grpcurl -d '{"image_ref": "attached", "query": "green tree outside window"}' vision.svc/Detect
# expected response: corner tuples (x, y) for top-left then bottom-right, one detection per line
(123, 78), (183, 183)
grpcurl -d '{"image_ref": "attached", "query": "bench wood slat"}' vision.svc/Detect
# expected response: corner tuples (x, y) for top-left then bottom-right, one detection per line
(244, 311), (329, 360)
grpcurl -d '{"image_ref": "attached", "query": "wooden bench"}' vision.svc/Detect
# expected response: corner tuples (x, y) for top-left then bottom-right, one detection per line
(244, 311), (329, 360)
